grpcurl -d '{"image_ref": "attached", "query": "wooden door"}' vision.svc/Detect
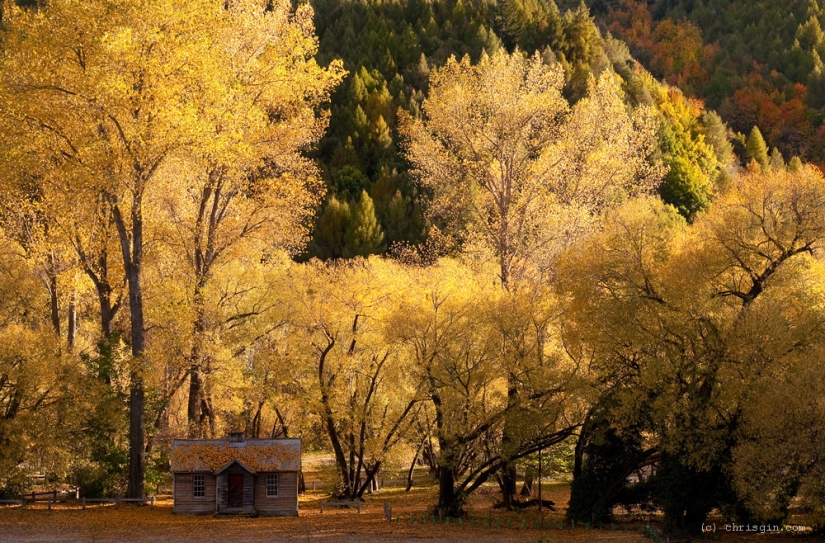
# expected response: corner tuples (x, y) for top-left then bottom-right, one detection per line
(228, 474), (244, 508)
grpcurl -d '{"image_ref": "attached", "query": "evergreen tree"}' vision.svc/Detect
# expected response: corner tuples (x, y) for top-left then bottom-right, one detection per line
(658, 155), (711, 221)
(310, 197), (352, 260)
(344, 191), (385, 258)
(701, 111), (735, 167)
(333, 166), (371, 202)
(746, 126), (770, 168)
(770, 147), (786, 169)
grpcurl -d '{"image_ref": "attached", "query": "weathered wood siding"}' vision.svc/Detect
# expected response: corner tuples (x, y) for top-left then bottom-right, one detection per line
(254, 472), (298, 515)
(173, 474), (216, 514)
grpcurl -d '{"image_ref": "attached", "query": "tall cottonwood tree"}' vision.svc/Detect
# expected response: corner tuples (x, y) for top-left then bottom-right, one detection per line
(153, 1), (343, 438)
(0, 0), (342, 497)
(400, 49), (661, 289)
(400, 48), (661, 505)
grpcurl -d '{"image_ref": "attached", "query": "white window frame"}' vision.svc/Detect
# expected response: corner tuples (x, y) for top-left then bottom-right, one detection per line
(193, 474), (205, 498)
(266, 473), (279, 497)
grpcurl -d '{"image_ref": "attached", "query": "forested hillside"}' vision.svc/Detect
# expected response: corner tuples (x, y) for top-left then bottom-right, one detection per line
(304, 0), (742, 257)
(574, 0), (825, 166)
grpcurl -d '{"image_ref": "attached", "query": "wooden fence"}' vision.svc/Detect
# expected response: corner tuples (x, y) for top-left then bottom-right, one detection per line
(0, 491), (155, 510)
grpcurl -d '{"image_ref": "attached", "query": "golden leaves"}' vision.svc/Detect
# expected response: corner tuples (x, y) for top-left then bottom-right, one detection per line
(400, 49), (663, 288)
(171, 442), (300, 472)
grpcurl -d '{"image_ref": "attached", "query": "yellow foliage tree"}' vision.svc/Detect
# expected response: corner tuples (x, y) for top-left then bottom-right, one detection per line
(400, 49), (662, 289)
(557, 165), (825, 530)
(0, 0), (343, 497)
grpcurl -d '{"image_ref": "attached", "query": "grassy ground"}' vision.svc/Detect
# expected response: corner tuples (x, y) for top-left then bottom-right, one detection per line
(0, 481), (818, 542)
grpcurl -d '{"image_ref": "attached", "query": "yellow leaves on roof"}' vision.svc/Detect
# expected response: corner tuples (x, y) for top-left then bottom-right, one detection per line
(171, 443), (299, 473)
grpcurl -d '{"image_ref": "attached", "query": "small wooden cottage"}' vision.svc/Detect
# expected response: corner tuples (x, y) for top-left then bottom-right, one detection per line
(170, 434), (300, 516)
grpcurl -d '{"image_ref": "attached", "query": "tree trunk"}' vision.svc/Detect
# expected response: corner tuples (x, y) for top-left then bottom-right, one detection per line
(317, 340), (352, 498)
(405, 439), (425, 492)
(67, 291), (77, 349)
(573, 410), (594, 481)
(437, 456), (463, 517)
(187, 367), (205, 437)
(499, 385), (519, 508)
(126, 260), (145, 500)
(187, 288), (207, 437)
(273, 406), (289, 437)
(49, 274), (60, 337)
(113, 197), (146, 500)
(250, 400), (264, 439)
(520, 469), (534, 497)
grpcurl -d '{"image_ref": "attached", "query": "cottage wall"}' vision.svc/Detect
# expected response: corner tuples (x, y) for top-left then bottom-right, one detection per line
(254, 471), (298, 516)
(173, 473), (216, 515)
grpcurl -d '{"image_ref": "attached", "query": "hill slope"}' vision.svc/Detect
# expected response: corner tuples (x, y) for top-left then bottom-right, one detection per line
(306, 0), (735, 257)
(574, 0), (825, 164)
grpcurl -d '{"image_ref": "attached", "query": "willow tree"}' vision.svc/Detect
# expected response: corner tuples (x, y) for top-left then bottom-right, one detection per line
(387, 259), (582, 516)
(399, 48), (661, 505)
(0, 0), (342, 497)
(284, 259), (420, 500)
(557, 165), (825, 531)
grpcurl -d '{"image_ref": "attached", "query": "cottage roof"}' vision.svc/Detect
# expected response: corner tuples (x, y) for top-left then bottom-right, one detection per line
(170, 438), (301, 473)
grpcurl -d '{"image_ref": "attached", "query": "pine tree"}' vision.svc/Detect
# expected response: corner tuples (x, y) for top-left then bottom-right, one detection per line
(311, 197), (352, 260)
(372, 115), (393, 149)
(349, 73), (368, 104)
(344, 191), (385, 258)
(746, 126), (770, 168)
(701, 111), (735, 166)
(770, 147), (786, 169)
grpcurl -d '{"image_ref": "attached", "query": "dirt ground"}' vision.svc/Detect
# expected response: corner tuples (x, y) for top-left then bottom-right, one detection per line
(0, 483), (818, 543)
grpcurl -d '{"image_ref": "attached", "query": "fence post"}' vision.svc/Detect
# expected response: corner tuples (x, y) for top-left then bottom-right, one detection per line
(82, 497), (86, 511)
(47, 500), (51, 511)
(151, 496), (155, 509)
(115, 498), (120, 510)
(53, 489), (57, 501)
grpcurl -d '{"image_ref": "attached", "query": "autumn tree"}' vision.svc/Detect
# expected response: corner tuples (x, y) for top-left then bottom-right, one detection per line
(400, 48), (660, 505)
(151, 1), (343, 438)
(283, 259), (420, 500)
(388, 260), (582, 515)
(558, 164), (825, 532)
(401, 49), (660, 289)
(0, 0), (342, 497)
(0, 228), (96, 496)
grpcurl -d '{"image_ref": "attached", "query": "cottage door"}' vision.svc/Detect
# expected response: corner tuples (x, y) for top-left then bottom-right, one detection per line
(228, 474), (244, 508)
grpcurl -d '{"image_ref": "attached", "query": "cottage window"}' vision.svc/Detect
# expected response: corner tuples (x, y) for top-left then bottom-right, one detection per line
(266, 474), (278, 497)
(193, 474), (205, 497)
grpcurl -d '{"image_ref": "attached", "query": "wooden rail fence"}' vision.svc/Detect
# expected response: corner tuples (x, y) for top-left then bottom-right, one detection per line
(0, 494), (155, 510)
